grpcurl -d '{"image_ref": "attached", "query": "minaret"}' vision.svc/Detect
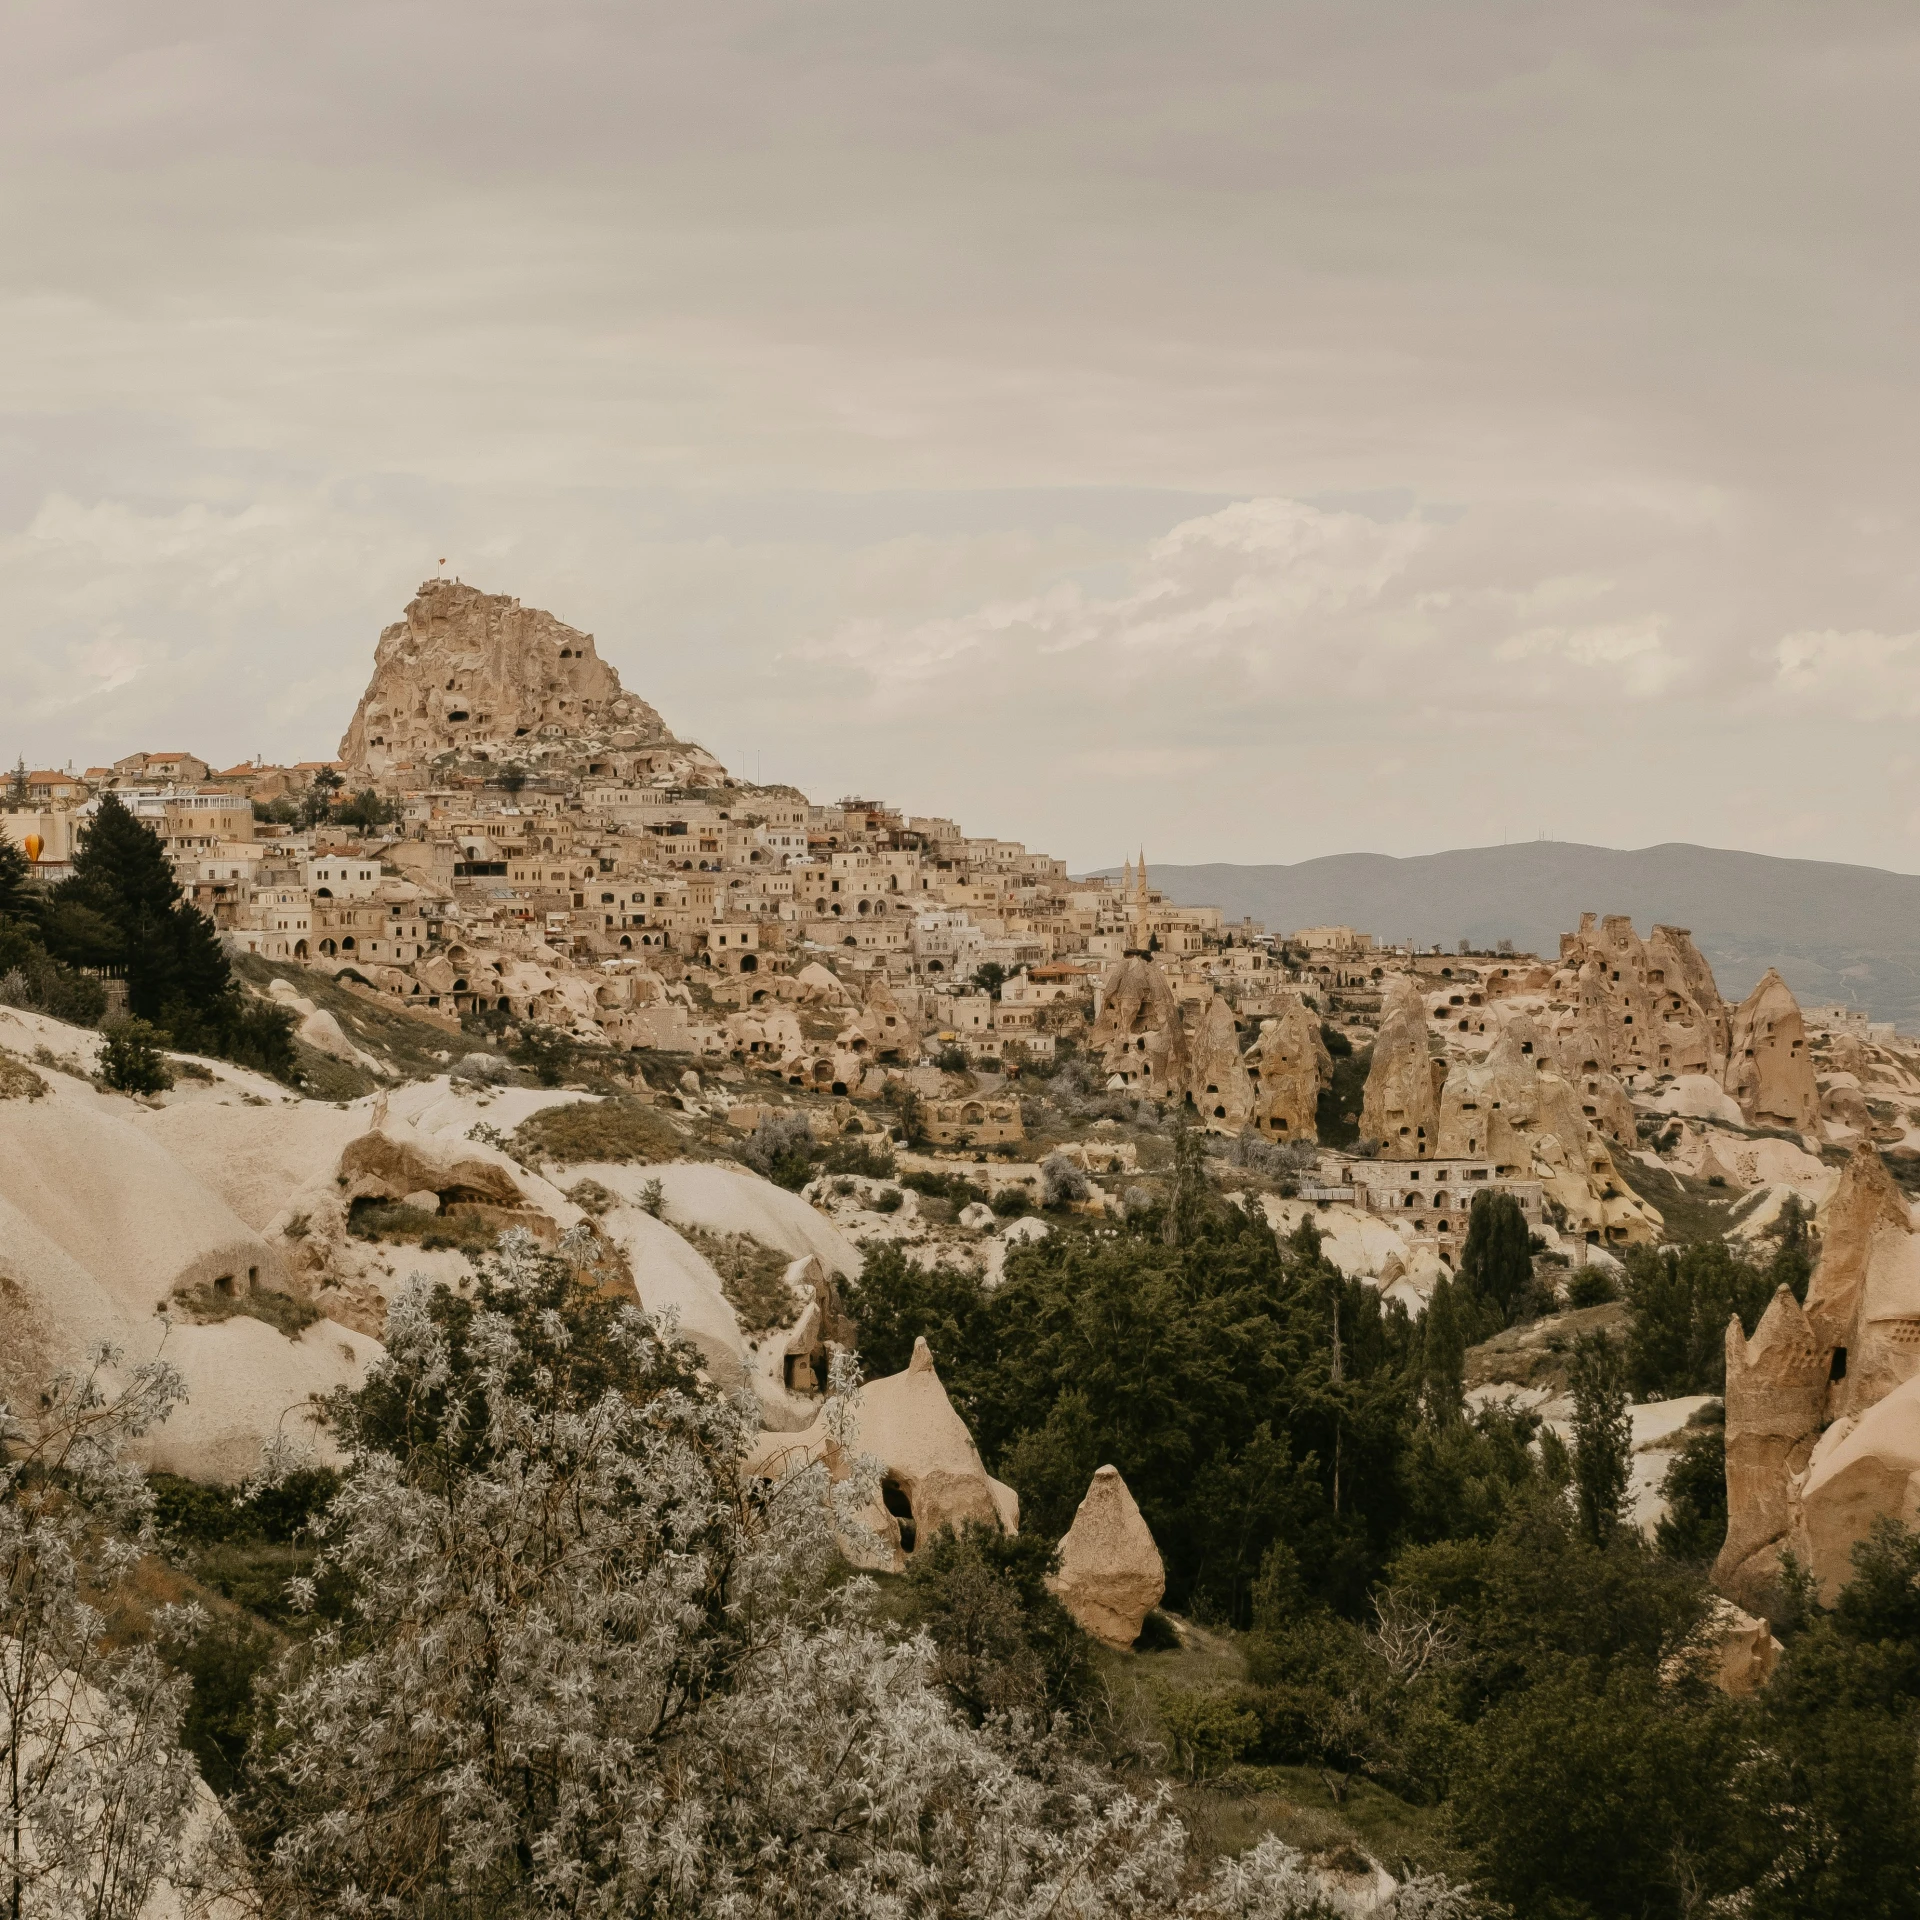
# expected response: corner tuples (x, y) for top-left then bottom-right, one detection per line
(1135, 849), (1149, 902)
(1120, 857), (1133, 896)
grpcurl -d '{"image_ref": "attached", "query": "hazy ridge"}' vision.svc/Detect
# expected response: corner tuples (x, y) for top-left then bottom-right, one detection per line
(1112, 840), (1920, 1027)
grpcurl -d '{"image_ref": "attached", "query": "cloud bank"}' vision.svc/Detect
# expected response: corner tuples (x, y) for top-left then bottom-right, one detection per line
(4, 3), (1920, 870)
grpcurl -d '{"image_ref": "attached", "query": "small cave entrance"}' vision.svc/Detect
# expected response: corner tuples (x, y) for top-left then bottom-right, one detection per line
(882, 1475), (917, 1555)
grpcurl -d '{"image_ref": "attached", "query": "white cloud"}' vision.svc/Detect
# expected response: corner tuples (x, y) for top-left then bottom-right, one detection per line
(1768, 628), (1920, 721)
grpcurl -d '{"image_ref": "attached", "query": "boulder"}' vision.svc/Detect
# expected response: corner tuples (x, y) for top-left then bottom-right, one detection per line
(1690, 1599), (1782, 1697)
(297, 1008), (382, 1074)
(1047, 1464), (1166, 1649)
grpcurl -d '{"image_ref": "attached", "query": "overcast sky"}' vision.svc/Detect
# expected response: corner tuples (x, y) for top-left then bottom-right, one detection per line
(6, 2), (1920, 873)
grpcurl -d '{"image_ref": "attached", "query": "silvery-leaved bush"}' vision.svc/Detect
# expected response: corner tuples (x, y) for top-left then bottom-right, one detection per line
(0, 1344), (221, 1920)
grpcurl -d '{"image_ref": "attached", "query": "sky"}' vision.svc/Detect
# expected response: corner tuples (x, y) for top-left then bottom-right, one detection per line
(6, 1), (1920, 875)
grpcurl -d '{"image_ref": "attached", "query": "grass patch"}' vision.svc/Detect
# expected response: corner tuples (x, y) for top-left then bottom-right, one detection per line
(1174, 1766), (1457, 1882)
(286, 1040), (376, 1102)
(347, 1197), (499, 1254)
(513, 1097), (690, 1166)
(1614, 1156), (1743, 1245)
(0, 1053), (48, 1100)
(233, 952), (460, 1086)
(167, 1281), (323, 1339)
(678, 1225), (799, 1331)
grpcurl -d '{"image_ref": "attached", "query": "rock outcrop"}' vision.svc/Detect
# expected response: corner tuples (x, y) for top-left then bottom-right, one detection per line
(1360, 980), (1441, 1158)
(1187, 992), (1255, 1132)
(1716, 1285), (1827, 1599)
(1427, 1014), (1658, 1243)
(1244, 995), (1329, 1142)
(1692, 1600), (1783, 1697)
(1725, 969), (1821, 1136)
(1091, 954), (1190, 1101)
(1792, 1373), (1920, 1602)
(745, 1337), (1017, 1573)
(1048, 1465), (1166, 1648)
(1718, 1144), (1920, 1603)
(340, 578), (719, 785)
(1802, 1137), (1920, 1417)
(1551, 914), (1729, 1081)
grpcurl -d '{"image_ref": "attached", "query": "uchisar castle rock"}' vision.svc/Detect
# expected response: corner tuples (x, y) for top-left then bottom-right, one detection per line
(8, 576), (1920, 1630)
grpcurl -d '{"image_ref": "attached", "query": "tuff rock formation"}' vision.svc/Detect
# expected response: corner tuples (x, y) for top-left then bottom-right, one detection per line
(1792, 1374), (1920, 1602)
(1244, 994), (1330, 1142)
(746, 1336), (1018, 1573)
(1716, 1285), (1826, 1598)
(1361, 979), (1442, 1159)
(1091, 953), (1190, 1101)
(1719, 1144), (1920, 1603)
(1188, 992), (1256, 1132)
(1552, 914), (1729, 1081)
(1725, 968), (1821, 1136)
(340, 578), (719, 785)
(1429, 1013), (1658, 1243)
(1048, 1465), (1167, 1648)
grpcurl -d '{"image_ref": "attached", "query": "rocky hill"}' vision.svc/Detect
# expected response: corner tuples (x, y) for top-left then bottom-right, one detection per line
(339, 577), (724, 787)
(1125, 841), (1920, 1025)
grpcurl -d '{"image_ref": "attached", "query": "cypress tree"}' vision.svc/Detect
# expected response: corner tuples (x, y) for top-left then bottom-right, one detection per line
(1459, 1188), (1534, 1326)
(1569, 1331), (1631, 1546)
(1421, 1271), (1467, 1425)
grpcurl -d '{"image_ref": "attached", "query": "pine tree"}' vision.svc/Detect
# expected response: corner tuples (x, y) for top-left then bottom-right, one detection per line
(0, 836), (29, 920)
(54, 794), (185, 1019)
(53, 794), (239, 1035)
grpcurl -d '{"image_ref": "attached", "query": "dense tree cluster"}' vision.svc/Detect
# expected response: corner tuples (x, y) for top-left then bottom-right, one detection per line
(848, 1163), (1920, 1918)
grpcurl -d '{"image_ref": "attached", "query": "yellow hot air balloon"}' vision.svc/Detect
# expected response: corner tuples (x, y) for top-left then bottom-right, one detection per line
(22, 835), (42, 864)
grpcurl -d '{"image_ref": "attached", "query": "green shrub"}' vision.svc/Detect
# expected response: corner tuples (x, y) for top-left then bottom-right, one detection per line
(895, 1523), (1093, 1728)
(1624, 1242), (1774, 1398)
(98, 1016), (174, 1095)
(901, 1168), (987, 1208)
(0, 1052), (48, 1101)
(1156, 1687), (1259, 1782)
(737, 1111), (820, 1189)
(1568, 1267), (1620, 1308)
(1655, 1427), (1727, 1563)
(679, 1226), (798, 1332)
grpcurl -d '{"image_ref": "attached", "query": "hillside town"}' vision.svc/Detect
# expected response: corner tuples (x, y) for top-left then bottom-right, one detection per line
(9, 579), (1920, 1911)
(7, 582), (1912, 1275)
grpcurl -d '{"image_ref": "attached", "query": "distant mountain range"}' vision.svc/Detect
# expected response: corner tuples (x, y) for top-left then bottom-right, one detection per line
(1105, 841), (1920, 1028)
